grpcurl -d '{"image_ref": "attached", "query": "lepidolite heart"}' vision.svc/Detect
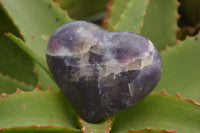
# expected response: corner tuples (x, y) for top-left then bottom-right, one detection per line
(46, 21), (162, 122)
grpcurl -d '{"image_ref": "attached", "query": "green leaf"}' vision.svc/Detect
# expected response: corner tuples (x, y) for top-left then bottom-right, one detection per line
(123, 128), (176, 133)
(0, 5), (37, 89)
(78, 117), (112, 133)
(0, 73), (34, 94)
(0, 126), (80, 133)
(6, 34), (49, 75)
(33, 62), (60, 91)
(113, 0), (149, 33)
(155, 34), (200, 103)
(103, 0), (129, 31)
(0, 88), (80, 132)
(58, 0), (108, 21)
(141, 0), (178, 51)
(1, 0), (72, 61)
(111, 91), (200, 133)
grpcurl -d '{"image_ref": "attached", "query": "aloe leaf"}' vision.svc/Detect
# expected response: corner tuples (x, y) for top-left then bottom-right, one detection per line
(155, 34), (200, 102)
(0, 126), (80, 133)
(58, 0), (107, 21)
(103, 0), (129, 31)
(0, 88), (80, 132)
(33, 62), (60, 91)
(5, 33), (49, 74)
(0, 73), (34, 94)
(78, 117), (112, 133)
(0, 5), (37, 88)
(123, 128), (176, 133)
(113, 0), (149, 33)
(1, 0), (72, 62)
(111, 91), (200, 133)
(141, 0), (178, 51)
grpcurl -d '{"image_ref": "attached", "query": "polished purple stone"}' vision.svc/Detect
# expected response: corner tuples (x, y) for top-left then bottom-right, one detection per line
(46, 21), (162, 122)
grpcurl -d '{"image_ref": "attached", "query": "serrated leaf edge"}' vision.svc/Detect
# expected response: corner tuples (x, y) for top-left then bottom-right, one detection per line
(0, 0), (72, 39)
(113, 0), (149, 32)
(0, 125), (80, 132)
(0, 0), (24, 39)
(128, 128), (177, 133)
(152, 89), (200, 107)
(0, 72), (34, 93)
(160, 32), (200, 54)
(102, 0), (113, 29)
(0, 87), (55, 99)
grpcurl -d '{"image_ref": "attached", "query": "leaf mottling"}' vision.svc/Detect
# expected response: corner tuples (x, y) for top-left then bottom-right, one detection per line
(41, 35), (49, 40)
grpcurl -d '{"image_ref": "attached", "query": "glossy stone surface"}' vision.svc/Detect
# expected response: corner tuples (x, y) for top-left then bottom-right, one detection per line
(46, 21), (162, 123)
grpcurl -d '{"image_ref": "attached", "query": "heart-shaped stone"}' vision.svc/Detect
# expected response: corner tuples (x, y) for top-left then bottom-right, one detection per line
(46, 21), (162, 123)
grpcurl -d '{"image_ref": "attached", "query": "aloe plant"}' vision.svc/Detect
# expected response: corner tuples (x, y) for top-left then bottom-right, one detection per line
(0, 0), (200, 132)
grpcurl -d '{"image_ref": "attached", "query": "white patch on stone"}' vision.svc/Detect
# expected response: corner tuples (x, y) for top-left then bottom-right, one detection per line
(128, 82), (135, 97)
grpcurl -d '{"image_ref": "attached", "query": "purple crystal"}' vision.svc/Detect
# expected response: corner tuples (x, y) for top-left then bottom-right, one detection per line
(46, 21), (162, 122)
